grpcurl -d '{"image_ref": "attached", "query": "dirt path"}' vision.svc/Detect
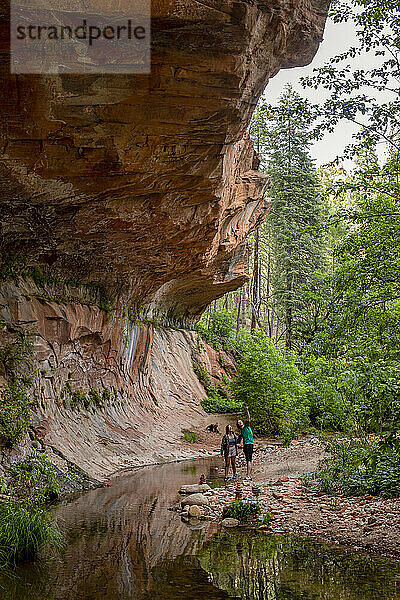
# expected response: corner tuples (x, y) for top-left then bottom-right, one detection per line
(188, 432), (400, 560)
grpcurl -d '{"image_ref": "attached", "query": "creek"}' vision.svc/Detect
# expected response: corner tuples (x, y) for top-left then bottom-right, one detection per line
(1, 458), (400, 600)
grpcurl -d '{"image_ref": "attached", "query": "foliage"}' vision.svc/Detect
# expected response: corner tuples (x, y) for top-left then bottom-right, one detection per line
(0, 501), (63, 567)
(0, 334), (34, 377)
(0, 379), (31, 448)
(193, 362), (212, 391)
(305, 437), (400, 498)
(225, 499), (261, 521)
(4, 449), (74, 505)
(259, 511), (273, 527)
(0, 332), (34, 448)
(201, 389), (242, 414)
(195, 309), (236, 352)
(302, 0), (400, 174)
(58, 383), (118, 411)
(232, 332), (309, 435)
(250, 86), (324, 349)
(301, 356), (347, 431)
(193, 361), (241, 414)
(0, 450), (74, 568)
(183, 432), (198, 443)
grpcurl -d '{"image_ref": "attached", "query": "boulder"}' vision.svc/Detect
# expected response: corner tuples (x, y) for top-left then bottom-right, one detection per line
(179, 483), (211, 494)
(222, 518), (240, 528)
(181, 493), (210, 507)
(189, 505), (203, 517)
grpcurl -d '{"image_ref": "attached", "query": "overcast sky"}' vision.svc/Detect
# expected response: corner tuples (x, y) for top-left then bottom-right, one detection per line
(263, 15), (392, 167)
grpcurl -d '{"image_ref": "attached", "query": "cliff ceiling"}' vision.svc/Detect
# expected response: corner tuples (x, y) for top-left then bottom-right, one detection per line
(0, 0), (329, 324)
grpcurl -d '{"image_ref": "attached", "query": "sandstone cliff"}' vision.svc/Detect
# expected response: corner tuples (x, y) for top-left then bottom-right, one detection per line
(0, 0), (329, 478)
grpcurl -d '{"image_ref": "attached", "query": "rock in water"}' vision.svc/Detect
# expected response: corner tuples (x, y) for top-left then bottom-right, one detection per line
(222, 518), (240, 528)
(189, 505), (203, 517)
(181, 493), (210, 507)
(179, 484), (211, 494)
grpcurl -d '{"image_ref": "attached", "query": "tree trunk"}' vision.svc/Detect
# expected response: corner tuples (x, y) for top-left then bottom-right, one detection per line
(285, 267), (293, 349)
(236, 288), (242, 335)
(251, 229), (259, 331)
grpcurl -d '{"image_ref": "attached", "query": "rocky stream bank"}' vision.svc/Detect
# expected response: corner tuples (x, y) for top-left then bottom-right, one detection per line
(176, 437), (400, 560)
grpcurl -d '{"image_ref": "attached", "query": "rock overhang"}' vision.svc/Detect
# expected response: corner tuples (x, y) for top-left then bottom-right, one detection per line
(0, 0), (330, 323)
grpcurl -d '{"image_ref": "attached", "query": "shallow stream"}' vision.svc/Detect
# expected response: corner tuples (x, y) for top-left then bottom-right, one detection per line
(1, 458), (400, 600)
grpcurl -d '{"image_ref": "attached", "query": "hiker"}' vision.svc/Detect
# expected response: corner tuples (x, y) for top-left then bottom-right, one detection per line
(237, 405), (254, 480)
(220, 424), (238, 480)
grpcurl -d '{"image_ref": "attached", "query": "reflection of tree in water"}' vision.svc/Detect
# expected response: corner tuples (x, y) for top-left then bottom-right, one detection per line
(183, 465), (198, 476)
(197, 532), (400, 600)
(199, 531), (281, 599)
(150, 555), (234, 600)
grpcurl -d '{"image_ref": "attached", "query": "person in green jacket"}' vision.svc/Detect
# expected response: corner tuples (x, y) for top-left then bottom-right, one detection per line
(237, 405), (254, 480)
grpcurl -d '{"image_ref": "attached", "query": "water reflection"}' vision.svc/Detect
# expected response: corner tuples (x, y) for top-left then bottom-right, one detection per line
(0, 458), (399, 600)
(198, 531), (400, 599)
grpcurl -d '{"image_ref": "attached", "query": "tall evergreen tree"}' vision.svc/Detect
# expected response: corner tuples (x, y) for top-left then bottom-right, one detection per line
(250, 86), (323, 349)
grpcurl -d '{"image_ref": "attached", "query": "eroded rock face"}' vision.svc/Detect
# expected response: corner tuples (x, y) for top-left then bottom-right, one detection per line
(0, 0), (329, 324)
(0, 1), (329, 477)
(0, 280), (223, 479)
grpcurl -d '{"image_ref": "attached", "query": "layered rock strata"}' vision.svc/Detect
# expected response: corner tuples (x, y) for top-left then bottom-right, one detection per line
(0, 0), (329, 476)
(0, 279), (228, 480)
(1, 0), (329, 323)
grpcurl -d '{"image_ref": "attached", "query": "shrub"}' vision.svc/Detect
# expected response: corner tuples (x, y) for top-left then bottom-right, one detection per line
(183, 432), (198, 443)
(259, 511), (273, 527)
(201, 389), (242, 414)
(225, 499), (261, 521)
(195, 310), (236, 352)
(59, 384), (118, 411)
(0, 333), (34, 448)
(6, 449), (73, 504)
(305, 437), (400, 498)
(232, 332), (309, 435)
(0, 502), (63, 567)
(0, 379), (31, 447)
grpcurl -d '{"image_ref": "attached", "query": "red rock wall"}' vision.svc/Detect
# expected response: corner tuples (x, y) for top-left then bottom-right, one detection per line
(0, 279), (217, 479)
(0, 0), (329, 476)
(0, 0), (329, 324)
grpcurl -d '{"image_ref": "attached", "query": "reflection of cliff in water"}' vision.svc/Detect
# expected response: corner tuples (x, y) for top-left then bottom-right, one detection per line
(197, 530), (400, 600)
(1, 459), (400, 600)
(0, 459), (222, 600)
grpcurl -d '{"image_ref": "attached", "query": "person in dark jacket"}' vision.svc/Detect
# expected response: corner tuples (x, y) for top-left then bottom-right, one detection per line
(220, 424), (238, 480)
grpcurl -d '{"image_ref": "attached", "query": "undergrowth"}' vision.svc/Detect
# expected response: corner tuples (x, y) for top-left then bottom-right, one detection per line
(225, 499), (261, 521)
(0, 502), (63, 567)
(0, 332), (34, 448)
(57, 382), (118, 411)
(183, 432), (198, 443)
(4, 448), (75, 504)
(0, 448), (71, 568)
(304, 437), (400, 498)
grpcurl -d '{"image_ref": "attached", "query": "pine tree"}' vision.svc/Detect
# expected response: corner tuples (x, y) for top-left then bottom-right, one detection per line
(251, 86), (323, 349)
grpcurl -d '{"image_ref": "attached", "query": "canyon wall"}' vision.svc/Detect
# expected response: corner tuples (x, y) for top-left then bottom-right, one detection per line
(0, 278), (234, 480)
(0, 0), (329, 478)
